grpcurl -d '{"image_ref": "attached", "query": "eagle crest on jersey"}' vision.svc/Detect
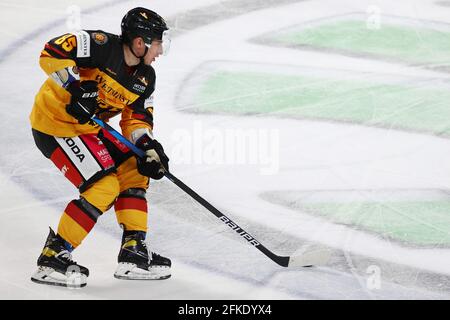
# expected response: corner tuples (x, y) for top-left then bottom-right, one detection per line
(91, 32), (108, 45)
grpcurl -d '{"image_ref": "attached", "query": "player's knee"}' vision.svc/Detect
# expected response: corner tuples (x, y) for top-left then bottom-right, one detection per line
(115, 188), (148, 232)
(81, 174), (120, 212)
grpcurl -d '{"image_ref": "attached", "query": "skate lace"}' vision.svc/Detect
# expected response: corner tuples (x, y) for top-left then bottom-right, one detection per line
(56, 250), (74, 263)
(140, 239), (153, 262)
(139, 239), (161, 263)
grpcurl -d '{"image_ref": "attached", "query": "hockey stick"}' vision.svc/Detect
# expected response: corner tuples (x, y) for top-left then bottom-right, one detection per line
(91, 117), (329, 268)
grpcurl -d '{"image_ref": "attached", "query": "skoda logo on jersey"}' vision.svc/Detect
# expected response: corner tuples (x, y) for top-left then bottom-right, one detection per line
(63, 138), (85, 162)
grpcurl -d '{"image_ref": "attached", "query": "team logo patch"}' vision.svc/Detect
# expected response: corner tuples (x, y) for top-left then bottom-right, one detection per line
(92, 32), (108, 45)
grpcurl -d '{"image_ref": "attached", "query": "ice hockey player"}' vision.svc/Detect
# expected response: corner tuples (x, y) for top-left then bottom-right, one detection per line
(29, 7), (172, 287)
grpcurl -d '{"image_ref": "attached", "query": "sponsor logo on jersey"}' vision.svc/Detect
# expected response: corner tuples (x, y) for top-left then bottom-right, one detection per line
(81, 92), (98, 98)
(95, 74), (133, 105)
(75, 30), (90, 58)
(133, 83), (146, 93)
(63, 138), (85, 162)
(92, 32), (108, 45)
(56, 136), (104, 181)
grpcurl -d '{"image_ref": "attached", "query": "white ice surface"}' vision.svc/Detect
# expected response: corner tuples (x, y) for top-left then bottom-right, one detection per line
(0, 172), (297, 299)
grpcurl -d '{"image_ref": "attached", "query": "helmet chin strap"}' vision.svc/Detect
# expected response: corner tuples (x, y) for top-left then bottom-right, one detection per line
(129, 42), (149, 60)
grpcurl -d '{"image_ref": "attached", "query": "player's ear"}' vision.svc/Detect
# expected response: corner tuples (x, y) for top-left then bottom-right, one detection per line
(129, 37), (140, 49)
(135, 37), (145, 48)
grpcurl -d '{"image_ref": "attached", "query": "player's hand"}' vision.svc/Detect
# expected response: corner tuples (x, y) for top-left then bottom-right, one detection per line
(66, 80), (99, 124)
(135, 135), (169, 179)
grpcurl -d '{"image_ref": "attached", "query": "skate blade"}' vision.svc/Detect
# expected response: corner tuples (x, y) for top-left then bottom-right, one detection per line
(114, 262), (171, 280)
(31, 266), (87, 288)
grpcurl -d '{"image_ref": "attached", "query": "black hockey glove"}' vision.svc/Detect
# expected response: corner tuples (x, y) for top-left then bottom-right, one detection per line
(66, 80), (99, 124)
(135, 135), (169, 180)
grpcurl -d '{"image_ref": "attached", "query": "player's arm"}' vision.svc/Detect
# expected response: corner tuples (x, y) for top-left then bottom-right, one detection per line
(121, 94), (154, 139)
(121, 95), (169, 179)
(39, 31), (92, 84)
(40, 31), (100, 123)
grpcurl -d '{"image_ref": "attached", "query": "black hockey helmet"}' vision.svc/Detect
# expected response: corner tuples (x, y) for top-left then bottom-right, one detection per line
(121, 7), (169, 46)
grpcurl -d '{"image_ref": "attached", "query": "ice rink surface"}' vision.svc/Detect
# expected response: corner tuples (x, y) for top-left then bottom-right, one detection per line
(1, 0), (450, 299)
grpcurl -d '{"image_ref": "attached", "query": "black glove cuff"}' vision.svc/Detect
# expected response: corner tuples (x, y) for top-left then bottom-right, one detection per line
(135, 134), (153, 150)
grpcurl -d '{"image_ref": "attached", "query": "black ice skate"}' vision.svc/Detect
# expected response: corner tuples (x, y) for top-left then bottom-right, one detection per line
(114, 230), (171, 280)
(31, 227), (89, 288)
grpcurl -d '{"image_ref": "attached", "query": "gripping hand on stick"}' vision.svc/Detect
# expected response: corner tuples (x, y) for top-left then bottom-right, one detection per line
(135, 134), (169, 180)
(66, 80), (99, 124)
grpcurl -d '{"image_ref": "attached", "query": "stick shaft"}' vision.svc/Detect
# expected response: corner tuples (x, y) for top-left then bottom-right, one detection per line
(164, 171), (290, 267)
(91, 117), (290, 267)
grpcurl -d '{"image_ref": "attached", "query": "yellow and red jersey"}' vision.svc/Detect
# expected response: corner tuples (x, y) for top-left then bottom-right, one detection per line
(30, 30), (155, 138)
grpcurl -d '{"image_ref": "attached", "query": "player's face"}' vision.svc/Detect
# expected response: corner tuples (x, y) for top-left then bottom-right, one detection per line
(143, 41), (163, 65)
